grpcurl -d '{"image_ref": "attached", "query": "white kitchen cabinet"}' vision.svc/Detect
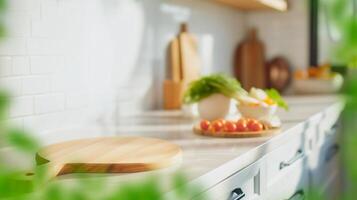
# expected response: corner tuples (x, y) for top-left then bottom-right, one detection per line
(308, 119), (341, 199)
(315, 104), (342, 147)
(265, 128), (307, 184)
(263, 112), (341, 200)
(194, 158), (266, 200)
(195, 102), (342, 200)
(264, 156), (309, 200)
(263, 129), (309, 200)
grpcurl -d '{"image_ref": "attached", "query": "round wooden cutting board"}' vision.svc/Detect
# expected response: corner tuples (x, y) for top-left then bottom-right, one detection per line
(193, 125), (280, 138)
(36, 136), (182, 177)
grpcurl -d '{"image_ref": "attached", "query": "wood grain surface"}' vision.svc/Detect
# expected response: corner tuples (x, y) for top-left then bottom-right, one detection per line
(36, 137), (182, 177)
(193, 125), (280, 138)
(178, 23), (201, 86)
(234, 28), (266, 90)
(169, 37), (182, 82)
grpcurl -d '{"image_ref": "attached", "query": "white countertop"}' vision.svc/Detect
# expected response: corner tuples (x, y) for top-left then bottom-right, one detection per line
(36, 95), (343, 191)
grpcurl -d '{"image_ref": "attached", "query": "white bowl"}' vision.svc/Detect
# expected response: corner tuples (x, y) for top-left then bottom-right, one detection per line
(237, 104), (277, 119)
(198, 94), (231, 121)
(293, 75), (343, 94)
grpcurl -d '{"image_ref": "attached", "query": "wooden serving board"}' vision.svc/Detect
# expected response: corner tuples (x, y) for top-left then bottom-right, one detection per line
(193, 125), (280, 138)
(36, 137), (182, 177)
(234, 28), (266, 90)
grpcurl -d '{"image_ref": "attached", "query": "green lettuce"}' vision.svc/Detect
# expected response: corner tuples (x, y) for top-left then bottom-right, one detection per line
(265, 88), (289, 110)
(183, 74), (246, 104)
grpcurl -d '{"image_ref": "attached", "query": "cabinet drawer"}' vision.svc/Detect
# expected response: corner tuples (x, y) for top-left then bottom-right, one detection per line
(310, 132), (340, 189)
(265, 156), (309, 200)
(195, 159), (265, 200)
(317, 105), (341, 146)
(266, 129), (307, 184)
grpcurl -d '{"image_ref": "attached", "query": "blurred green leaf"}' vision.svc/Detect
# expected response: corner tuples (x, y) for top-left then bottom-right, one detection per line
(0, 24), (7, 38)
(0, 0), (6, 12)
(265, 88), (289, 110)
(32, 164), (50, 189)
(323, 0), (357, 66)
(43, 183), (66, 200)
(183, 74), (246, 104)
(172, 173), (187, 198)
(0, 171), (34, 199)
(5, 129), (39, 153)
(0, 90), (9, 120)
(105, 179), (163, 200)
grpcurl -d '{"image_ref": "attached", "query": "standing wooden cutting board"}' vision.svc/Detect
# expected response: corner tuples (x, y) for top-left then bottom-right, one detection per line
(163, 37), (184, 110)
(36, 137), (182, 177)
(169, 37), (182, 82)
(234, 28), (266, 90)
(163, 23), (201, 110)
(178, 23), (201, 86)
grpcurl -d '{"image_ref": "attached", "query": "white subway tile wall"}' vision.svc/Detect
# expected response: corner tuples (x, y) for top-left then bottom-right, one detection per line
(0, 57), (12, 76)
(0, 0), (307, 136)
(12, 56), (30, 75)
(0, 0), (246, 135)
(10, 96), (34, 117)
(245, 0), (309, 69)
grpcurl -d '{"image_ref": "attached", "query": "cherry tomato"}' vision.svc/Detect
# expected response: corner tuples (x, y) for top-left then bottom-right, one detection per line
(224, 121), (237, 132)
(218, 119), (227, 126)
(236, 119), (248, 132)
(211, 120), (224, 132)
(248, 122), (263, 132)
(200, 120), (211, 131)
(247, 118), (259, 127)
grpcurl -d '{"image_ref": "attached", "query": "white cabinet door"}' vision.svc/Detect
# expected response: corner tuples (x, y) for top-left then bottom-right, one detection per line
(316, 104), (342, 148)
(264, 124), (311, 200)
(267, 159), (309, 200)
(264, 155), (309, 200)
(194, 158), (266, 200)
(265, 127), (307, 184)
(309, 120), (341, 199)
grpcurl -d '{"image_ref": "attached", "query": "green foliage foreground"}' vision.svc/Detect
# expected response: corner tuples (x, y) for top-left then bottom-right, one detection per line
(322, 0), (357, 199)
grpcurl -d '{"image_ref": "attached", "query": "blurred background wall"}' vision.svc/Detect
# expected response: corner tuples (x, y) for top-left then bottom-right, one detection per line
(0, 0), (307, 136)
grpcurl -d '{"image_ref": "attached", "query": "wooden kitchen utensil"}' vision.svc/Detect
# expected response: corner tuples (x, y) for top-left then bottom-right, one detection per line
(178, 23), (201, 85)
(266, 57), (292, 92)
(36, 136), (182, 177)
(169, 37), (182, 82)
(163, 23), (201, 110)
(234, 28), (266, 90)
(163, 80), (183, 110)
(163, 36), (183, 110)
(193, 125), (280, 138)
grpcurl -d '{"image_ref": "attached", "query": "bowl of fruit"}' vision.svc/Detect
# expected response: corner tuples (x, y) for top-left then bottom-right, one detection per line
(293, 64), (344, 94)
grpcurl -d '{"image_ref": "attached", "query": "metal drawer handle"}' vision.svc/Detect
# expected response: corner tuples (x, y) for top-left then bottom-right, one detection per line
(228, 188), (245, 200)
(280, 150), (304, 170)
(287, 190), (305, 200)
(325, 144), (340, 163)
